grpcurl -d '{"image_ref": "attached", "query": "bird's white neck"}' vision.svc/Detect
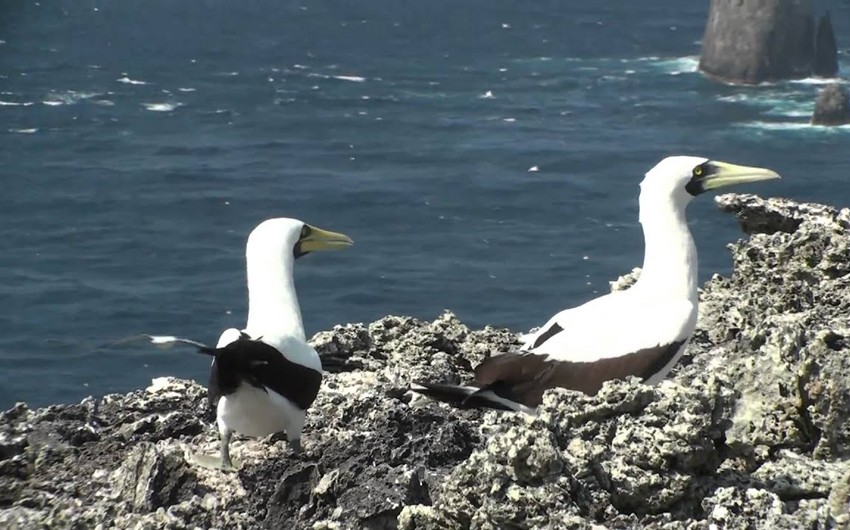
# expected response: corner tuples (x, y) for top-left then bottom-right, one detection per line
(633, 191), (697, 301)
(244, 249), (306, 343)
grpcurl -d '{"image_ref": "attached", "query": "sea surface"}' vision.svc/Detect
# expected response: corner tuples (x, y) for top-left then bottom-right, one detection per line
(2, 0), (849, 408)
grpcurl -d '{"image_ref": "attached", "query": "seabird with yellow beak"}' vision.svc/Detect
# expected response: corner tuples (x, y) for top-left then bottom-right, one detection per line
(147, 218), (353, 470)
(413, 156), (780, 413)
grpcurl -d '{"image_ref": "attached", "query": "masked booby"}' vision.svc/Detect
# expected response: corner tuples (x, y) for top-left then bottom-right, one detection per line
(412, 156), (780, 414)
(147, 218), (353, 469)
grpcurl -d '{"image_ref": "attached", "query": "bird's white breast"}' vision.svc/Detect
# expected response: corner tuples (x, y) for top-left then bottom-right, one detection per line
(217, 383), (305, 438)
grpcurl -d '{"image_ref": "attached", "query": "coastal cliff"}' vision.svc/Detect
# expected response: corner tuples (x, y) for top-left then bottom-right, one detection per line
(2, 193), (849, 529)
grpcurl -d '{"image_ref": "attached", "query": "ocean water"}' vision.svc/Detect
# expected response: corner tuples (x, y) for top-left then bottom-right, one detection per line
(2, 0), (849, 408)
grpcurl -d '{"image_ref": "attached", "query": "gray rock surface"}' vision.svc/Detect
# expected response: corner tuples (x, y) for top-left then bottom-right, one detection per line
(811, 83), (850, 126)
(699, 0), (816, 84)
(813, 12), (839, 78)
(2, 193), (850, 529)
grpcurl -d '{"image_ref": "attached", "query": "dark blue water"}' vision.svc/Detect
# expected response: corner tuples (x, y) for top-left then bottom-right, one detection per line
(2, 0), (848, 408)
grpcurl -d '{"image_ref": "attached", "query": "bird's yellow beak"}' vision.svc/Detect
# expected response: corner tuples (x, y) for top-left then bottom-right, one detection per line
(298, 224), (354, 253)
(699, 161), (781, 191)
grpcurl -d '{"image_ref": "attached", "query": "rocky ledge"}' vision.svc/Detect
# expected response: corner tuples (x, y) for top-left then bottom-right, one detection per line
(2, 193), (850, 529)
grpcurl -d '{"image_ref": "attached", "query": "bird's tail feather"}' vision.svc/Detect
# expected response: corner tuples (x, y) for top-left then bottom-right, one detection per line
(410, 381), (524, 412)
(111, 334), (215, 356)
(146, 335), (216, 355)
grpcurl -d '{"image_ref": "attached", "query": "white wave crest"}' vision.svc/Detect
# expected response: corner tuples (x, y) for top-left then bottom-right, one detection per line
(307, 73), (366, 82)
(655, 56), (699, 75)
(142, 102), (180, 112)
(117, 76), (148, 85)
(789, 77), (848, 86)
(740, 121), (850, 131)
(42, 91), (101, 106)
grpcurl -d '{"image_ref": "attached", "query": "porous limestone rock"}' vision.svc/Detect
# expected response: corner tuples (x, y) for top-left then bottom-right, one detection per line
(2, 193), (850, 529)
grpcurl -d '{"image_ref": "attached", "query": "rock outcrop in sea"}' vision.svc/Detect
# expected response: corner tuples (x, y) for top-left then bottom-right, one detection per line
(699, 0), (840, 84)
(812, 83), (850, 126)
(2, 193), (850, 529)
(813, 12), (839, 78)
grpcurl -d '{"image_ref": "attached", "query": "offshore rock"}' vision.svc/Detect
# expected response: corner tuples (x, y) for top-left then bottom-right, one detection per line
(811, 83), (850, 126)
(699, 0), (816, 84)
(2, 193), (850, 528)
(813, 12), (839, 78)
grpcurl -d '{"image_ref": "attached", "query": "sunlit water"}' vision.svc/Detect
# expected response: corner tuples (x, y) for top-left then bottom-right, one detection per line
(1, 0), (848, 407)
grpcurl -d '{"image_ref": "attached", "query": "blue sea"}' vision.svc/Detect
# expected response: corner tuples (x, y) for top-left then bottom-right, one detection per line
(2, 0), (849, 408)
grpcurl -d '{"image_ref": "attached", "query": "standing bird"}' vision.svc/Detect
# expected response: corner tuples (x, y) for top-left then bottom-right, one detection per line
(412, 156), (780, 414)
(147, 218), (353, 469)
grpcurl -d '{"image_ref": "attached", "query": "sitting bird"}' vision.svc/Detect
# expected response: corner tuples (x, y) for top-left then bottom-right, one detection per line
(412, 156), (780, 414)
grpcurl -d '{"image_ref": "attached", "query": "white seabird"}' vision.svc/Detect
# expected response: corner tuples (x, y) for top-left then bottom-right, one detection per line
(147, 218), (353, 469)
(412, 156), (780, 413)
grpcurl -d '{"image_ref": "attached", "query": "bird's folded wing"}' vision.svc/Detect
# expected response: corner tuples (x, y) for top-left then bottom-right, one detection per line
(218, 339), (323, 411)
(521, 292), (695, 363)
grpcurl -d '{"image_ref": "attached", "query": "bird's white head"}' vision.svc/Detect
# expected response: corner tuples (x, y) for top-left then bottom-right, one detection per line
(640, 155), (781, 209)
(245, 217), (353, 344)
(246, 218), (354, 264)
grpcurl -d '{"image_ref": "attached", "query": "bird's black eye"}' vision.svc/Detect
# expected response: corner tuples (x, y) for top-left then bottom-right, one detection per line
(300, 225), (311, 239)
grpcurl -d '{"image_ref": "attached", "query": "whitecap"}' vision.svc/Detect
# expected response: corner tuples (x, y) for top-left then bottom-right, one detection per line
(719, 93), (815, 119)
(178, 87), (196, 92)
(117, 76), (148, 85)
(9, 128), (37, 134)
(789, 77), (849, 86)
(654, 56), (699, 75)
(43, 91), (101, 105)
(717, 94), (751, 103)
(740, 121), (850, 131)
(307, 72), (366, 82)
(480, 90), (494, 99)
(0, 100), (23, 106)
(502, 117), (516, 122)
(528, 165), (539, 172)
(142, 102), (179, 112)
(740, 121), (810, 130)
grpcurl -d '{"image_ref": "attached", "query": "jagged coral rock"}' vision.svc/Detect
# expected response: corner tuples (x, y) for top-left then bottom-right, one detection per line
(1, 193), (849, 529)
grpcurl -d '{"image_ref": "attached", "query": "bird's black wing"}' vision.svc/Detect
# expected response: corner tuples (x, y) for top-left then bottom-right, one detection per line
(209, 338), (322, 411)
